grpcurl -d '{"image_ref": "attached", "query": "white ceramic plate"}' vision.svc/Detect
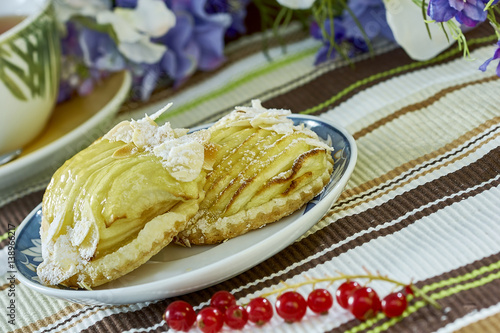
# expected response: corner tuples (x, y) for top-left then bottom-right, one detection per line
(0, 71), (131, 193)
(15, 115), (357, 305)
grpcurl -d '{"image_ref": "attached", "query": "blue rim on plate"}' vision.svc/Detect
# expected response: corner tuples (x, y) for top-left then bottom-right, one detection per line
(15, 114), (357, 305)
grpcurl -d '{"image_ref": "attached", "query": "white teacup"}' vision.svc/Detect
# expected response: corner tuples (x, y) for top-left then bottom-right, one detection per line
(0, 0), (60, 155)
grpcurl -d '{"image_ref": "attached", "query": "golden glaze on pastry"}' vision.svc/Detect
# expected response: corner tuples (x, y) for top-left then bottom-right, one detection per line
(37, 106), (216, 288)
(176, 100), (334, 246)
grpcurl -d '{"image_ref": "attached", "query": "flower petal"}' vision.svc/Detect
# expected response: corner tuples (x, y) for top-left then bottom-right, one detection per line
(388, 0), (455, 60)
(276, 0), (316, 9)
(314, 45), (337, 65)
(448, 0), (465, 11)
(118, 37), (166, 63)
(479, 56), (494, 71)
(460, 0), (487, 22)
(479, 43), (500, 72)
(133, 0), (176, 37)
(195, 22), (227, 70)
(97, 9), (141, 43)
(428, 0), (457, 22)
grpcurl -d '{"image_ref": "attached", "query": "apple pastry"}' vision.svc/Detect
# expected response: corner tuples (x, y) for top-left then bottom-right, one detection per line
(176, 100), (334, 246)
(37, 105), (216, 288)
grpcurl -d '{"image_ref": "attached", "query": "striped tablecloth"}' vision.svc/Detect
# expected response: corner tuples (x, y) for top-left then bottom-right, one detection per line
(1, 23), (500, 332)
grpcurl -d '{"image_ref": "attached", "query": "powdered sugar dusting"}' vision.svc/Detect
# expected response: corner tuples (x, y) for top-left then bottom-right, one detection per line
(38, 232), (84, 285)
(211, 100), (332, 151)
(103, 103), (210, 182)
(212, 100), (295, 134)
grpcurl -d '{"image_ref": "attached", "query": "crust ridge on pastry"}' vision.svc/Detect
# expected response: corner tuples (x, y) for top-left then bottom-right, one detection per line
(37, 105), (215, 288)
(175, 100), (334, 246)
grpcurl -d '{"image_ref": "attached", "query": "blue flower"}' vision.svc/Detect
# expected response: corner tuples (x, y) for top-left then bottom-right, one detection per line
(427, 0), (492, 27)
(311, 0), (394, 65)
(157, 12), (200, 83)
(342, 0), (395, 49)
(311, 18), (346, 65)
(205, 0), (250, 39)
(156, 0), (231, 84)
(479, 41), (500, 77)
(79, 28), (126, 72)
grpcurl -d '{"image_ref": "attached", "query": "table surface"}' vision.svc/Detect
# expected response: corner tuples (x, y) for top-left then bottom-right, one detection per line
(1, 23), (500, 333)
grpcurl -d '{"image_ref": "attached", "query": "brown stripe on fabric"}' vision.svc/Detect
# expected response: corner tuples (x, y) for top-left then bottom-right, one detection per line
(51, 305), (137, 333)
(0, 190), (44, 250)
(79, 149), (499, 333)
(118, 27), (310, 114)
(353, 76), (499, 140)
(79, 302), (166, 333)
(455, 311), (500, 333)
(331, 252), (500, 333)
(336, 120), (500, 210)
(0, 279), (19, 291)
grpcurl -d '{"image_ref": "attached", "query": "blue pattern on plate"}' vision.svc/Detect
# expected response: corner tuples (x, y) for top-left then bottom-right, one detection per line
(293, 117), (352, 214)
(15, 209), (43, 283)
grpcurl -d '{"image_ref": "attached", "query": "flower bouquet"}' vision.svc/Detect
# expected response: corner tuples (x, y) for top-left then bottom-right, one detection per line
(54, 0), (500, 103)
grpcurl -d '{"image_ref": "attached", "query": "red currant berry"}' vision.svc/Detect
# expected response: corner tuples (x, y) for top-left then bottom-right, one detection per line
(246, 297), (274, 326)
(275, 291), (307, 323)
(210, 290), (236, 314)
(164, 300), (196, 332)
(336, 280), (361, 309)
(196, 307), (224, 333)
(381, 292), (408, 318)
(347, 286), (382, 321)
(225, 304), (248, 329)
(307, 289), (334, 314)
(405, 285), (415, 296)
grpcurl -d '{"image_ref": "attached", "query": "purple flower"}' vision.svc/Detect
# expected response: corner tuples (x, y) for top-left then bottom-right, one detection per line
(57, 80), (74, 103)
(155, 0), (231, 84)
(427, 0), (490, 27)
(310, 18), (347, 65)
(311, 0), (395, 65)
(156, 12), (199, 83)
(57, 0), (246, 102)
(479, 41), (500, 77)
(128, 62), (164, 101)
(205, 0), (250, 39)
(79, 28), (126, 72)
(342, 0), (395, 48)
(60, 21), (83, 58)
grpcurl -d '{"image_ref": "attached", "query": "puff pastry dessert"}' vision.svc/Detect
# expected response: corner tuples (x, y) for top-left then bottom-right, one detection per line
(176, 100), (334, 246)
(37, 105), (216, 288)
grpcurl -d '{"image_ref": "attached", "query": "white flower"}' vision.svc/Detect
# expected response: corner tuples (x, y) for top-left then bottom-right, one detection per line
(54, 0), (111, 23)
(97, 9), (142, 44)
(384, 0), (455, 61)
(96, 0), (176, 64)
(276, 0), (317, 9)
(133, 0), (176, 38)
(117, 37), (167, 64)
